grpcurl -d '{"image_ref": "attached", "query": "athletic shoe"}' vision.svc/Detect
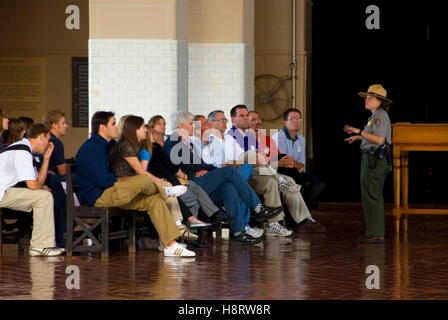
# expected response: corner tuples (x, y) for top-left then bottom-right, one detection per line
(29, 247), (65, 257)
(230, 231), (262, 244)
(164, 242), (196, 257)
(158, 241), (187, 252)
(252, 205), (283, 223)
(245, 225), (264, 238)
(266, 222), (293, 237)
(164, 185), (187, 197)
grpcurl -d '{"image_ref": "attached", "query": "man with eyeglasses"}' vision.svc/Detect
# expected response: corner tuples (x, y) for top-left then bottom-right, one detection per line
(272, 108), (327, 231)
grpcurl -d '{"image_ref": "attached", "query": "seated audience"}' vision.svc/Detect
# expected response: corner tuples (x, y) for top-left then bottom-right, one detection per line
(141, 115), (216, 228)
(0, 123), (64, 257)
(109, 115), (198, 241)
(76, 111), (195, 257)
(164, 111), (283, 244)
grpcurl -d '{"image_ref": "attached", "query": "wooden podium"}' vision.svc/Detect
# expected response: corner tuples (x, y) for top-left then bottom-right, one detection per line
(392, 123), (448, 233)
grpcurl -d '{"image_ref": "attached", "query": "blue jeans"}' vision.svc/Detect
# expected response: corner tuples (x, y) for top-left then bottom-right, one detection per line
(194, 166), (259, 233)
(237, 164), (253, 226)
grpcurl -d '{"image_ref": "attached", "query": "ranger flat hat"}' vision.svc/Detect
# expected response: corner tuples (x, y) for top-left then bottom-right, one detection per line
(358, 84), (392, 104)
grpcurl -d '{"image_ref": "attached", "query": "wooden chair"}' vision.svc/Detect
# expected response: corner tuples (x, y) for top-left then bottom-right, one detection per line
(65, 163), (136, 257)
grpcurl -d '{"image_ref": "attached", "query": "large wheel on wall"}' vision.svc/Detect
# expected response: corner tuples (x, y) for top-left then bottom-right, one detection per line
(254, 74), (291, 121)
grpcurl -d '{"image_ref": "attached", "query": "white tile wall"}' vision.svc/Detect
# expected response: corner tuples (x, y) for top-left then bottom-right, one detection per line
(88, 40), (254, 134)
(88, 39), (188, 133)
(188, 43), (254, 119)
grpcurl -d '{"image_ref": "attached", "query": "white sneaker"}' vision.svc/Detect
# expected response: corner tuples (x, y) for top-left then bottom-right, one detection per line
(164, 185), (188, 197)
(245, 225), (264, 238)
(164, 242), (196, 257)
(29, 247), (65, 257)
(158, 241), (187, 252)
(266, 222), (293, 237)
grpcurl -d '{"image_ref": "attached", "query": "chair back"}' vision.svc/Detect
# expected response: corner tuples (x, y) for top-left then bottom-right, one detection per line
(66, 163), (77, 210)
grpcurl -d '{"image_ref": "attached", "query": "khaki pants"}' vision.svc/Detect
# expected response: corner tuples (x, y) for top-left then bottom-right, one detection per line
(248, 167), (284, 223)
(249, 167), (310, 224)
(278, 174), (311, 224)
(0, 187), (55, 248)
(94, 175), (181, 246)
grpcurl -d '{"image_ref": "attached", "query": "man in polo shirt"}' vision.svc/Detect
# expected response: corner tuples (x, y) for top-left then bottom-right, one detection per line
(0, 123), (64, 257)
(272, 108), (326, 214)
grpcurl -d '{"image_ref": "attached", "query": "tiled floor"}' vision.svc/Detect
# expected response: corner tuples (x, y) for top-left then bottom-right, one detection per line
(1, 202), (448, 300)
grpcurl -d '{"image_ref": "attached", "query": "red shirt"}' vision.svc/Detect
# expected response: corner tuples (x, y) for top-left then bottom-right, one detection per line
(255, 131), (280, 161)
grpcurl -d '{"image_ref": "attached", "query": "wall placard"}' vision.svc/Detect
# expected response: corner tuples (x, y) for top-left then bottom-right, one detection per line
(0, 57), (46, 119)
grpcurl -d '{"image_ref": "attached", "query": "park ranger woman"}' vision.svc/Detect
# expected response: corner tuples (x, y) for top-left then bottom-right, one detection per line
(343, 84), (392, 243)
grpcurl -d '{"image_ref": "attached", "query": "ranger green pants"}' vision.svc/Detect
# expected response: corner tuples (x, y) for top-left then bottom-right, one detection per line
(360, 153), (391, 238)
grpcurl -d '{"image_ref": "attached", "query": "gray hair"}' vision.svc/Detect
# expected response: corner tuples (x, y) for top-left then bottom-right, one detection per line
(207, 110), (225, 122)
(171, 111), (193, 129)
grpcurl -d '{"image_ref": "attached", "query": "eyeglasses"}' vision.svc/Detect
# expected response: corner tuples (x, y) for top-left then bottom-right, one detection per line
(287, 117), (302, 122)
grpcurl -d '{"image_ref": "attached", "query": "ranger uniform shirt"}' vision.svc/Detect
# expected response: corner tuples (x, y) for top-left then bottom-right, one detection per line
(360, 107), (391, 150)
